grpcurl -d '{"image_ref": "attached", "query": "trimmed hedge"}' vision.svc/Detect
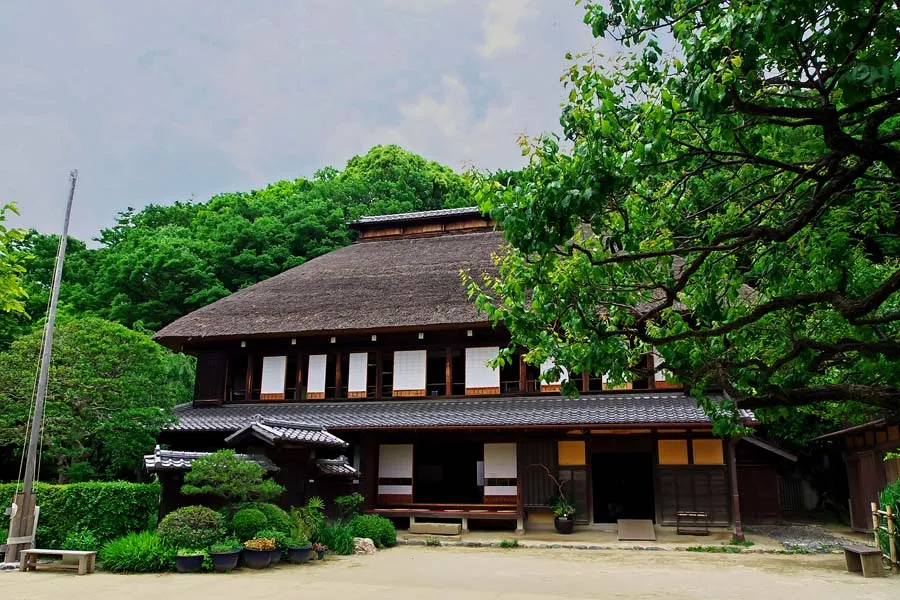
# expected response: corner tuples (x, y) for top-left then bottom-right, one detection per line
(350, 514), (397, 548)
(0, 481), (159, 547)
(157, 505), (224, 550)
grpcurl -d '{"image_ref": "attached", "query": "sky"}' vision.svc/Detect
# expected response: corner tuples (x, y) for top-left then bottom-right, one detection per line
(0, 1), (608, 241)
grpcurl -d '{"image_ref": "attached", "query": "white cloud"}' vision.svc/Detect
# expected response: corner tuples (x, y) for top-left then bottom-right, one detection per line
(478, 0), (537, 58)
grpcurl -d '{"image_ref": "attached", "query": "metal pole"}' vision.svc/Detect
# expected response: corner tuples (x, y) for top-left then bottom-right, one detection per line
(4, 170), (76, 562)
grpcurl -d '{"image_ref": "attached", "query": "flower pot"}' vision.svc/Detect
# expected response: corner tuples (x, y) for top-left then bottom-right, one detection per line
(175, 554), (204, 573)
(242, 549), (272, 569)
(210, 550), (241, 572)
(269, 549), (282, 565)
(287, 546), (312, 564)
(554, 515), (575, 534)
(315, 550), (326, 560)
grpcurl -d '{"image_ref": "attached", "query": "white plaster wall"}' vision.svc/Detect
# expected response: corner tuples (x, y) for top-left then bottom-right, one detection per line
(348, 352), (368, 393)
(260, 355), (287, 394)
(393, 350), (427, 391)
(484, 443), (517, 497)
(307, 354), (327, 394)
(378, 444), (413, 495)
(465, 346), (500, 389)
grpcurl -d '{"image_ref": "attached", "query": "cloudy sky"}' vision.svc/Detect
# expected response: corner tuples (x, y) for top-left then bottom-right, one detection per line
(1, 1), (609, 240)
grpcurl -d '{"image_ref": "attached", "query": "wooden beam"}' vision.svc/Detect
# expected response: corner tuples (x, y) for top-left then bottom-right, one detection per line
(445, 347), (453, 396)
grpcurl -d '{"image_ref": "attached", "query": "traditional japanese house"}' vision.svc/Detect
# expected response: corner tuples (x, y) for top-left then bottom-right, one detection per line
(153, 207), (782, 533)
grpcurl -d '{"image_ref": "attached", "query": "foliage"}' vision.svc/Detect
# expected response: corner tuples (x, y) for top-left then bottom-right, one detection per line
(99, 531), (175, 573)
(0, 481), (159, 547)
(335, 492), (365, 520)
(499, 539), (520, 548)
(290, 496), (325, 540)
(349, 514), (397, 549)
(60, 527), (101, 551)
(686, 545), (743, 553)
(231, 508), (268, 542)
(877, 479), (900, 557)
(549, 496), (576, 519)
(424, 537), (441, 547)
(157, 505), (224, 551)
(0, 204), (29, 317)
(210, 538), (242, 553)
(284, 534), (310, 548)
(0, 318), (193, 480)
(181, 450), (284, 504)
(470, 0), (900, 432)
(255, 528), (288, 550)
(316, 521), (356, 556)
(243, 537), (276, 551)
(236, 502), (292, 534)
(176, 547), (207, 556)
(729, 537), (755, 548)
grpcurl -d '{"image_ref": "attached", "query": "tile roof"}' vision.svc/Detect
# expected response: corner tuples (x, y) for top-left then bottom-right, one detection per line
(224, 418), (348, 448)
(143, 445), (278, 472)
(349, 207), (482, 225)
(169, 392), (754, 432)
(315, 456), (358, 477)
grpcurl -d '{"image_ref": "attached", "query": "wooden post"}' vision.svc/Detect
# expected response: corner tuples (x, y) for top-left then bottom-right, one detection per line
(295, 353), (304, 401)
(375, 351), (383, 400)
(335, 352), (343, 399)
(887, 504), (896, 566)
(872, 501), (880, 549)
(728, 438), (744, 542)
(445, 348), (453, 396)
(582, 371), (589, 392)
(245, 353), (254, 401)
(518, 355), (527, 393)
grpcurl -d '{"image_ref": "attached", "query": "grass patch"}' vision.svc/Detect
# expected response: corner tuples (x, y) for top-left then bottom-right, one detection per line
(499, 539), (519, 548)
(776, 548), (811, 555)
(686, 545), (743, 553)
(728, 536), (754, 547)
(425, 537), (442, 547)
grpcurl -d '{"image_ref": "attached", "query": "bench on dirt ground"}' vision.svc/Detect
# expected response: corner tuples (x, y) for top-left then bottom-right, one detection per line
(19, 549), (97, 575)
(843, 544), (884, 578)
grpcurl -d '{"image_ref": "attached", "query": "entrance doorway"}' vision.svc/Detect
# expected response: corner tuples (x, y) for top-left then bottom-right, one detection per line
(592, 453), (655, 522)
(413, 441), (483, 504)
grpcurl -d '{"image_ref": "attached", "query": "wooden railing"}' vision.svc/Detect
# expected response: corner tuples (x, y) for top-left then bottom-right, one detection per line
(872, 502), (897, 568)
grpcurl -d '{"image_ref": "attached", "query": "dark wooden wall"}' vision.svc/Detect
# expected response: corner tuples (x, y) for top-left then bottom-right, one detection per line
(656, 466), (730, 526)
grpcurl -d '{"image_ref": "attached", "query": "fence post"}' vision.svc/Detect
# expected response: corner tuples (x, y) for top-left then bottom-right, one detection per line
(888, 505), (897, 567)
(872, 502), (879, 550)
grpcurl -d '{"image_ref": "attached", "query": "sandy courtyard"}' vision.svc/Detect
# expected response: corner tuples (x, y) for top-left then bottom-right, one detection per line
(0, 546), (894, 600)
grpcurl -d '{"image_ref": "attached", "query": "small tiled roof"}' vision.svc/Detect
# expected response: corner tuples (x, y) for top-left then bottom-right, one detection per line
(143, 446), (278, 472)
(316, 456), (358, 477)
(223, 418), (348, 448)
(349, 207), (482, 226)
(169, 392), (755, 432)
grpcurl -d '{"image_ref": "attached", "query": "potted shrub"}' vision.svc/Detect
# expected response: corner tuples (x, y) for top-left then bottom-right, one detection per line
(175, 548), (206, 573)
(242, 537), (275, 569)
(285, 533), (312, 564)
(530, 463), (577, 534)
(209, 538), (242, 572)
(256, 529), (287, 564)
(312, 542), (328, 560)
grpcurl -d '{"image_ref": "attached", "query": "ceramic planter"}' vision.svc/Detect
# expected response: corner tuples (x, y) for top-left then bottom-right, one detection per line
(287, 546), (312, 564)
(269, 549), (282, 565)
(210, 550), (241, 572)
(242, 549), (272, 569)
(315, 550), (326, 560)
(175, 554), (204, 573)
(554, 515), (575, 534)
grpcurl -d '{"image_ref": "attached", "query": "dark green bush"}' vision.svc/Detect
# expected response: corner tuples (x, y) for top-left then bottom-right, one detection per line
(0, 481), (159, 547)
(350, 514), (396, 548)
(335, 493), (365, 519)
(231, 508), (268, 541)
(61, 527), (101, 551)
(878, 479), (900, 557)
(99, 531), (174, 573)
(228, 502), (292, 534)
(256, 528), (288, 550)
(157, 505), (224, 550)
(317, 521), (355, 555)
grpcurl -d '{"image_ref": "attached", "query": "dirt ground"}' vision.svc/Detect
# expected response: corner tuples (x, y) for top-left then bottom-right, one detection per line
(0, 546), (894, 600)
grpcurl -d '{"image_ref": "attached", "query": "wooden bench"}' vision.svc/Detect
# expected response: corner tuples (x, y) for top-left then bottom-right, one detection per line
(369, 505), (519, 532)
(843, 544), (884, 578)
(675, 511), (710, 535)
(20, 549), (97, 575)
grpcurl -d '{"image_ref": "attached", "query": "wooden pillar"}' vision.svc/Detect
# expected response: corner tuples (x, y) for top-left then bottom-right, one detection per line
(445, 348), (453, 396)
(222, 358), (230, 404)
(295, 353), (304, 401)
(3, 493), (36, 562)
(245, 353), (254, 401)
(515, 439), (525, 534)
(335, 352), (343, 399)
(518, 355), (527, 393)
(728, 437), (744, 541)
(375, 351), (383, 400)
(581, 371), (589, 393)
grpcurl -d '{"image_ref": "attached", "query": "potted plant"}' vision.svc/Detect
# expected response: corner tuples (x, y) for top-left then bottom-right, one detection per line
(242, 537), (276, 569)
(312, 542), (328, 560)
(175, 548), (206, 573)
(285, 533), (312, 564)
(530, 463), (577, 534)
(256, 529), (288, 564)
(209, 538), (242, 572)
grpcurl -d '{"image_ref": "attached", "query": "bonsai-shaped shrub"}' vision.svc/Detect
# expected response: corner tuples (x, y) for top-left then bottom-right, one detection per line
(256, 528), (288, 551)
(350, 514), (397, 548)
(231, 508), (268, 542)
(61, 527), (101, 551)
(290, 496), (325, 540)
(157, 505), (224, 550)
(230, 502), (292, 534)
(99, 531), (175, 573)
(210, 538), (242, 553)
(182, 449), (284, 504)
(317, 521), (355, 555)
(335, 493), (365, 520)
(243, 536), (276, 551)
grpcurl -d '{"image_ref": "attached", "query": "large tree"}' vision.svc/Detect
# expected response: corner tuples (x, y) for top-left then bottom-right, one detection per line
(0, 204), (28, 316)
(470, 0), (900, 431)
(0, 317), (195, 481)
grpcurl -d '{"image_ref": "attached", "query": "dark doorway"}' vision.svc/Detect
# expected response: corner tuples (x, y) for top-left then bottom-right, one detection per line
(414, 442), (483, 504)
(592, 453), (655, 522)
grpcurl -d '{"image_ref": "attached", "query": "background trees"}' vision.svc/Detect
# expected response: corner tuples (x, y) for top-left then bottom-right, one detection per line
(0, 204), (28, 316)
(471, 0), (899, 433)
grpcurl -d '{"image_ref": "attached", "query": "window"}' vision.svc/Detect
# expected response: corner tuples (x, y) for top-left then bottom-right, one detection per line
(307, 354), (327, 400)
(657, 440), (689, 465)
(499, 354), (520, 393)
(465, 347), (500, 395)
(260, 355), (287, 400)
(691, 440), (724, 465)
(347, 352), (368, 398)
(426, 349), (447, 396)
(393, 350), (427, 396)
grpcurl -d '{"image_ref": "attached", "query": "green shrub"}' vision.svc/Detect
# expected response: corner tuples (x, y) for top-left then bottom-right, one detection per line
(99, 531), (174, 573)
(231, 502), (292, 534)
(878, 479), (900, 557)
(285, 533), (310, 548)
(231, 508), (268, 541)
(61, 527), (101, 551)
(317, 521), (355, 555)
(181, 449), (284, 503)
(290, 496), (325, 539)
(157, 505), (224, 550)
(499, 539), (519, 548)
(0, 481), (159, 547)
(350, 514), (396, 548)
(256, 528), (288, 550)
(210, 538), (242, 553)
(335, 493), (365, 519)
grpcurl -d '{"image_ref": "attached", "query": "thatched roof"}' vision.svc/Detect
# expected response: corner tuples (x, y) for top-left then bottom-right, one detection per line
(154, 229), (504, 346)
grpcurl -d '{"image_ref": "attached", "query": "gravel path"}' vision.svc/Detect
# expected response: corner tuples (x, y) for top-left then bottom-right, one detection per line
(746, 523), (861, 552)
